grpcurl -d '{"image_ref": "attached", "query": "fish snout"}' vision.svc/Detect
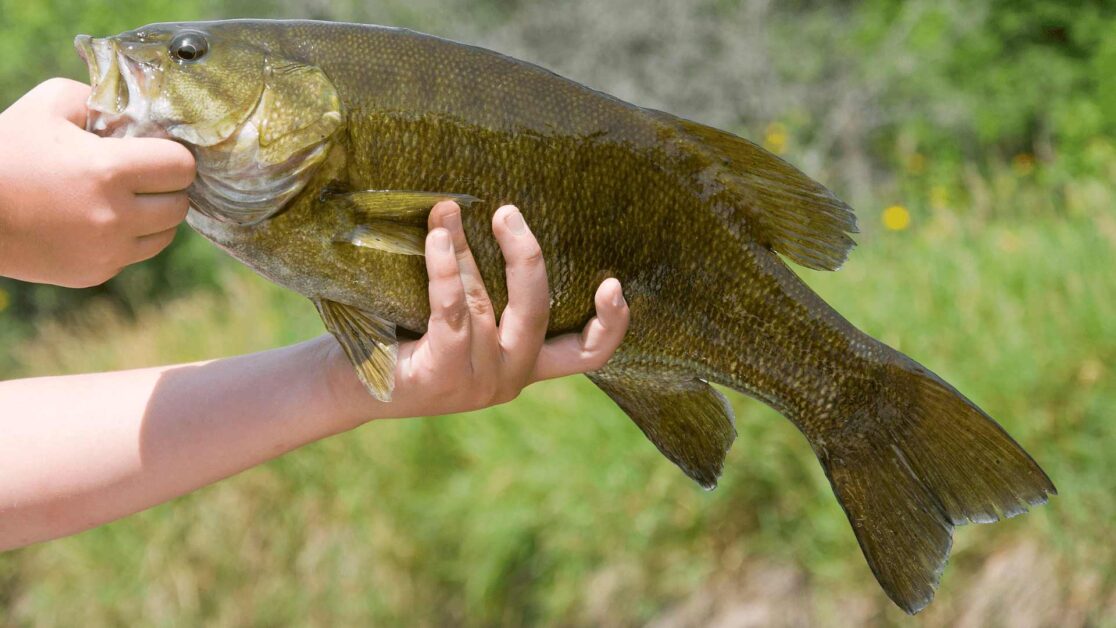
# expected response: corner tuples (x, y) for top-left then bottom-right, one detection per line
(75, 34), (159, 137)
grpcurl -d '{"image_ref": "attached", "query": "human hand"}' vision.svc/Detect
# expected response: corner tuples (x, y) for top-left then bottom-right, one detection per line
(0, 78), (196, 287)
(325, 201), (630, 422)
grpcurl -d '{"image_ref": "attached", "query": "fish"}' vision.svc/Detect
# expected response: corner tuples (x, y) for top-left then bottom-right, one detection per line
(75, 19), (1055, 614)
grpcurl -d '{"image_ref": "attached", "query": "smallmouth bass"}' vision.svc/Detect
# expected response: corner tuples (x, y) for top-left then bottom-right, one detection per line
(75, 20), (1055, 613)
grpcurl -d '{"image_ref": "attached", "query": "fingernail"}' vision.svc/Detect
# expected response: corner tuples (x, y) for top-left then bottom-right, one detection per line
(433, 229), (452, 252)
(612, 288), (625, 308)
(504, 209), (526, 235)
(441, 211), (462, 233)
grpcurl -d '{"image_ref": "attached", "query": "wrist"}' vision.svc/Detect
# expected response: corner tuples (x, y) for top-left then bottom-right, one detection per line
(311, 335), (387, 430)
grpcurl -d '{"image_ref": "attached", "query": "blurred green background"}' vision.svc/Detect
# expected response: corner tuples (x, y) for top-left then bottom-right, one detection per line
(1, 0), (1114, 625)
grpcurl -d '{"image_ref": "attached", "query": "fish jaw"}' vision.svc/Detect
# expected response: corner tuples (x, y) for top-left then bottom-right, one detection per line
(75, 34), (167, 140)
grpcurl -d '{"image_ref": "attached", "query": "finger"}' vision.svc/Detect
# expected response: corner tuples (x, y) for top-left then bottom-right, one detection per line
(132, 227), (179, 263)
(418, 227), (471, 370)
(492, 205), (550, 379)
(532, 278), (629, 381)
(128, 191), (190, 236)
(105, 137), (196, 192)
(428, 200), (499, 375)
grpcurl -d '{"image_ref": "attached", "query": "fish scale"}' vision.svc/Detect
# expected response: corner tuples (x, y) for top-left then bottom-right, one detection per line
(76, 19), (1055, 614)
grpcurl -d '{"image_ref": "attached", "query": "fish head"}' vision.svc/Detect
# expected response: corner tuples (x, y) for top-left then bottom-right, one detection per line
(76, 22), (343, 226)
(76, 24), (267, 145)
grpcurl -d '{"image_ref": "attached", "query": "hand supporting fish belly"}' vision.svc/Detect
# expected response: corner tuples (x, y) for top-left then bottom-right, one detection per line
(76, 19), (1056, 614)
(324, 201), (631, 422)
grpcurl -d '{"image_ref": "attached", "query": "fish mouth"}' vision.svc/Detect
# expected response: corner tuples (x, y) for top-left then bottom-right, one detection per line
(75, 34), (165, 138)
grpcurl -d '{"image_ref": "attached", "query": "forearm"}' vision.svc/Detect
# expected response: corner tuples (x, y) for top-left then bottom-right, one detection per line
(0, 203), (628, 553)
(0, 336), (369, 551)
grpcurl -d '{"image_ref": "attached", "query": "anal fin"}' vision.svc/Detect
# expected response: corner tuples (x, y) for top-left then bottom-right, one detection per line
(314, 298), (398, 401)
(589, 370), (737, 489)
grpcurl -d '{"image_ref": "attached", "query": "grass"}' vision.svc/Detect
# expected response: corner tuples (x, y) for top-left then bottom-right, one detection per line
(1, 166), (1114, 626)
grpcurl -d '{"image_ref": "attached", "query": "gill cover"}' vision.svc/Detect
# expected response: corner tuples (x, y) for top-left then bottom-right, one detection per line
(191, 56), (343, 225)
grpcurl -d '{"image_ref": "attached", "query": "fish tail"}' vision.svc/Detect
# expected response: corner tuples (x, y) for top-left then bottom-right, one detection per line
(811, 353), (1055, 614)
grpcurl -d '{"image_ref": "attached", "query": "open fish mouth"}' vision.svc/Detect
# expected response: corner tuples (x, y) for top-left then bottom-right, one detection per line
(75, 34), (165, 139)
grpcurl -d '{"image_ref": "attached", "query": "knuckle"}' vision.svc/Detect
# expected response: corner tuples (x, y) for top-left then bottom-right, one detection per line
(59, 275), (94, 289)
(429, 263), (459, 282)
(94, 250), (122, 274)
(36, 78), (63, 96)
(584, 350), (610, 372)
(38, 77), (74, 98)
(467, 297), (492, 319)
(173, 196), (191, 219)
(436, 300), (469, 330)
(418, 365), (448, 392)
(475, 382), (501, 407)
(518, 244), (545, 268)
(170, 151), (197, 185)
(495, 385), (521, 405)
(147, 233), (175, 257)
(74, 267), (115, 288)
(90, 156), (122, 186)
(89, 207), (120, 232)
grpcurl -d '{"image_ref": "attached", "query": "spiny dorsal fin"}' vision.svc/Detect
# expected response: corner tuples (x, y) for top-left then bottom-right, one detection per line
(668, 115), (859, 271)
(589, 369), (736, 489)
(314, 298), (398, 401)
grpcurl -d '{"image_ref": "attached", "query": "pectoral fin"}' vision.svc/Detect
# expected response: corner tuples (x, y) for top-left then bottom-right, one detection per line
(314, 298), (397, 401)
(588, 369), (737, 489)
(336, 222), (426, 256)
(324, 190), (480, 225)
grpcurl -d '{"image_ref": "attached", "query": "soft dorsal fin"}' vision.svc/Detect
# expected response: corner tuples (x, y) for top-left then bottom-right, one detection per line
(668, 115), (859, 271)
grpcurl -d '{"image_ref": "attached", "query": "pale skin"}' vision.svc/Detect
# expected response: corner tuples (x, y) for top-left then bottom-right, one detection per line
(0, 80), (630, 552)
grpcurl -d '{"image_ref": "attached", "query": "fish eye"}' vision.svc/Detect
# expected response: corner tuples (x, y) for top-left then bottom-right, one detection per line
(169, 32), (208, 63)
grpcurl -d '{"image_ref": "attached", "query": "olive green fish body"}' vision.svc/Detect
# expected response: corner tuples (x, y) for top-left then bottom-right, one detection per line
(188, 23), (873, 424)
(79, 20), (1055, 614)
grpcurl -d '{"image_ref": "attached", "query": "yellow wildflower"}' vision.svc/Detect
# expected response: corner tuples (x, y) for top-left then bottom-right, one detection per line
(764, 122), (788, 155)
(882, 205), (911, 231)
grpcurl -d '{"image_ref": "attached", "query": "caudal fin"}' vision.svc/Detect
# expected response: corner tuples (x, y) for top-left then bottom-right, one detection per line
(814, 357), (1055, 614)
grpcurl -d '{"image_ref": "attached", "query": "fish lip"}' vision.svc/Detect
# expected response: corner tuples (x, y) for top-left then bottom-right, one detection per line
(74, 34), (99, 132)
(74, 34), (95, 72)
(75, 34), (166, 139)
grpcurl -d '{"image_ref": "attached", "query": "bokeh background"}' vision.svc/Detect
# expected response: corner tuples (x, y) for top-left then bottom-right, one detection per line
(1, 0), (1114, 625)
